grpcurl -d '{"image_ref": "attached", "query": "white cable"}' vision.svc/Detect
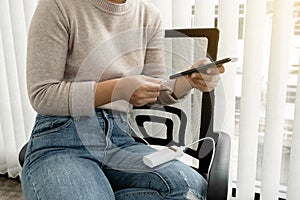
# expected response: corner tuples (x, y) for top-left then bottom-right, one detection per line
(126, 105), (150, 146)
(142, 136), (216, 172)
(126, 105), (216, 173)
(184, 137), (216, 175)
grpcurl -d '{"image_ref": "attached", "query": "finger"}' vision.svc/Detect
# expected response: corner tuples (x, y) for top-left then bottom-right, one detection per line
(143, 76), (163, 84)
(206, 65), (225, 74)
(204, 87), (214, 92)
(191, 73), (220, 82)
(133, 97), (158, 106)
(192, 79), (207, 88)
(195, 84), (209, 92)
(202, 75), (220, 82)
(189, 72), (200, 79)
(193, 79), (219, 90)
(144, 97), (158, 104)
(197, 84), (214, 92)
(205, 81), (219, 89)
(144, 91), (160, 98)
(193, 57), (211, 67)
(144, 83), (162, 92)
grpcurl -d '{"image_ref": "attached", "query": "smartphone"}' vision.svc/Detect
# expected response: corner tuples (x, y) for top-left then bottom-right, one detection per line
(169, 57), (236, 79)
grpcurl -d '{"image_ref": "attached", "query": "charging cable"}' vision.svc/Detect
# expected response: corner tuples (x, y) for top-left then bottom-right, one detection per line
(183, 137), (216, 174)
(126, 105), (150, 146)
(143, 137), (216, 174)
(126, 105), (216, 173)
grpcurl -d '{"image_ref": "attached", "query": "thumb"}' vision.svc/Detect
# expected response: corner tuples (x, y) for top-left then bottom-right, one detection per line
(193, 58), (211, 67)
(143, 76), (163, 84)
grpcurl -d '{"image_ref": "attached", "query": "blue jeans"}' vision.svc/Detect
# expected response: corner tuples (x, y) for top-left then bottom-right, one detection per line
(21, 108), (207, 200)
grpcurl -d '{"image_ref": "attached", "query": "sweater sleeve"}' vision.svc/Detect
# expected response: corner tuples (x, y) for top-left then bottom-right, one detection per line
(26, 0), (95, 116)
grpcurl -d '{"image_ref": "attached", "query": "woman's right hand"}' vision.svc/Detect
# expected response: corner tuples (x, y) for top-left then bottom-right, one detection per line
(114, 75), (163, 107)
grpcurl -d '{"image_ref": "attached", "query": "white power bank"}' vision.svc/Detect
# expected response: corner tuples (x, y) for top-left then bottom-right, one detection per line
(143, 146), (185, 168)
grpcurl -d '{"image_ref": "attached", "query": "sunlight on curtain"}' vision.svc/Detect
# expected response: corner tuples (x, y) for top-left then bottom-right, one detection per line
(9, 0), (35, 137)
(236, 0), (266, 199)
(0, 0), (36, 177)
(172, 0), (193, 28)
(286, 56), (300, 199)
(194, 0), (215, 27)
(260, 0), (293, 199)
(215, 0), (238, 137)
(215, 2), (239, 200)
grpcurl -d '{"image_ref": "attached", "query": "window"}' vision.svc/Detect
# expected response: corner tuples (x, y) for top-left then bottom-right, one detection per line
(294, 2), (300, 35)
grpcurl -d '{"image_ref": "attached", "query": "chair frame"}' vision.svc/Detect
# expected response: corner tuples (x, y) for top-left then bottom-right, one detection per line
(133, 28), (231, 200)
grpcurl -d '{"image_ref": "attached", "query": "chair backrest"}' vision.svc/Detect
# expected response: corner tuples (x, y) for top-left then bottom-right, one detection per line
(165, 28), (219, 139)
(132, 28), (220, 178)
(131, 28), (231, 200)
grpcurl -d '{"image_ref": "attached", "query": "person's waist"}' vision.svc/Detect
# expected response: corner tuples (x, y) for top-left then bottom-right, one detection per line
(97, 100), (130, 115)
(95, 107), (127, 118)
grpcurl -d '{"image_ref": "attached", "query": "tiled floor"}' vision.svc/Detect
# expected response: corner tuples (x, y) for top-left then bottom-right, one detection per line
(0, 174), (24, 200)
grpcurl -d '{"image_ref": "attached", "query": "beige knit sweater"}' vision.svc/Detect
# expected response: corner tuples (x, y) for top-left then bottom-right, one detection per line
(27, 0), (178, 116)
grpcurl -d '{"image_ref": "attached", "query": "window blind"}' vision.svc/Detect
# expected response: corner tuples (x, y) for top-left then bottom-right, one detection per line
(152, 0), (298, 199)
(260, 0), (293, 199)
(236, 0), (266, 199)
(214, 0), (239, 134)
(286, 56), (300, 200)
(194, 0), (215, 27)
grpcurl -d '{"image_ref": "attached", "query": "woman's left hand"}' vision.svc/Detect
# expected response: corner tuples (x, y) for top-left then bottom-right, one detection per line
(186, 58), (225, 92)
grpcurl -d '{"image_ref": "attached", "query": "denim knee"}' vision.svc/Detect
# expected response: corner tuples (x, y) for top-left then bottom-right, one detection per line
(151, 160), (207, 200)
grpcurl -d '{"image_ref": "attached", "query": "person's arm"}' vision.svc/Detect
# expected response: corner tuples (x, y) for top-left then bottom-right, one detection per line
(27, 0), (96, 116)
(94, 76), (162, 108)
(94, 79), (120, 107)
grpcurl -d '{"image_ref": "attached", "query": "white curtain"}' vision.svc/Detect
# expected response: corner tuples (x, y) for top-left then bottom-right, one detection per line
(0, 0), (36, 177)
(236, 0), (266, 199)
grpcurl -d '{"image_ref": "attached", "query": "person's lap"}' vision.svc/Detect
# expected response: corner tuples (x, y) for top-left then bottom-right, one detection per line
(22, 153), (115, 200)
(21, 110), (207, 200)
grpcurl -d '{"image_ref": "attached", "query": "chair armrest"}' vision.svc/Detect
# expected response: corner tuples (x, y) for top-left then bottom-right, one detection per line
(19, 143), (28, 167)
(207, 132), (231, 200)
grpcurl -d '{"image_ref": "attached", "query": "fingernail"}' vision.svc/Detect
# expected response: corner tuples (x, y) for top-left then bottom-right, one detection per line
(207, 69), (211, 74)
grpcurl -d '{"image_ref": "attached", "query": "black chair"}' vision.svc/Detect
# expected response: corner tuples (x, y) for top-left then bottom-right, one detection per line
(130, 28), (231, 200)
(132, 104), (231, 200)
(19, 28), (231, 200)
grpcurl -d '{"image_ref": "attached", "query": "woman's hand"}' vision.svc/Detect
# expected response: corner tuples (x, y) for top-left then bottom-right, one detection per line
(186, 58), (225, 92)
(114, 75), (163, 107)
